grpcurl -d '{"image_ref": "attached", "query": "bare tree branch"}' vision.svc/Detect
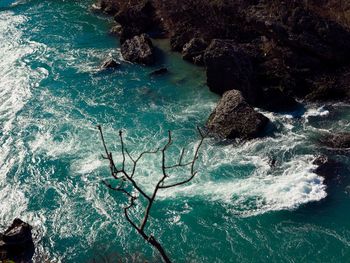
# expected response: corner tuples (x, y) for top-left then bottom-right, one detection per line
(98, 125), (206, 263)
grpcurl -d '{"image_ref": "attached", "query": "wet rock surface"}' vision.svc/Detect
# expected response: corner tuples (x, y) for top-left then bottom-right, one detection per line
(207, 89), (269, 140)
(313, 155), (344, 185)
(0, 219), (35, 262)
(100, 58), (120, 69)
(182, 38), (208, 65)
(204, 40), (255, 102)
(320, 133), (350, 149)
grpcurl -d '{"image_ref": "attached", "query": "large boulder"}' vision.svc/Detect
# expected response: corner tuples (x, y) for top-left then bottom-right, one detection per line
(0, 219), (35, 262)
(204, 40), (256, 103)
(121, 34), (155, 65)
(207, 90), (269, 139)
(320, 133), (350, 149)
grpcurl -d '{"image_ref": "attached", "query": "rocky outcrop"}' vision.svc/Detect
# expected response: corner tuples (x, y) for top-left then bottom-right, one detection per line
(182, 38), (208, 65)
(313, 155), (343, 184)
(94, 0), (119, 15)
(258, 87), (298, 112)
(320, 133), (350, 149)
(247, 4), (350, 63)
(207, 90), (269, 139)
(306, 68), (350, 102)
(100, 58), (120, 69)
(308, 0), (350, 28)
(0, 219), (35, 262)
(109, 24), (122, 36)
(94, 0), (350, 113)
(114, 0), (159, 43)
(121, 34), (155, 65)
(204, 40), (256, 103)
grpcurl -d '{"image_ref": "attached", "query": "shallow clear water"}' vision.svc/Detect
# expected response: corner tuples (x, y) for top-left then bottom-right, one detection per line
(1, 1), (350, 262)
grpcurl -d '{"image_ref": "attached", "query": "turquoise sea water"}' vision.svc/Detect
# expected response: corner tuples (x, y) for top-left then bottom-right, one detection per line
(1, 1), (350, 262)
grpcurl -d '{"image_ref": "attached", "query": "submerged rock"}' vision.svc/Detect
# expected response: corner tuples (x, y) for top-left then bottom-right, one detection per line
(207, 89), (269, 140)
(100, 58), (120, 70)
(150, 67), (168, 76)
(121, 34), (155, 65)
(204, 40), (256, 103)
(0, 219), (35, 262)
(320, 133), (350, 149)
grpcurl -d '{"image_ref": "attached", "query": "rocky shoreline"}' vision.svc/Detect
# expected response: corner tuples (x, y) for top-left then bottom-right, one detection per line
(93, 0), (350, 140)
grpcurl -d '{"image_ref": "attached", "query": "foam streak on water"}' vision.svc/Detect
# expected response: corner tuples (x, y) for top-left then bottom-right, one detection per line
(0, 9), (47, 230)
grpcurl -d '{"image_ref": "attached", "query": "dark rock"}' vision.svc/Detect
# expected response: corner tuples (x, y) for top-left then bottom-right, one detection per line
(306, 68), (350, 102)
(248, 4), (350, 64)
(170, 29), (193, 52)
(0, 219), (35, 262)
(94, 0), (350, 106)
(114, 1), (158, 43)
(204, 39), (256, 103)
(95, 0), (119, 15)
(182, 38), (208, 65)
(306, 85), (345, 102)
(320, 133), (350, 149)
(101, 58), (121, 70)
(207, 89), (269, 139)
(259, 87), (298, 112)
(313, 155), (343, 184)
(121, 34), (155, 65)
(109, 24), (123, 36)
(150, 67), (168, 76)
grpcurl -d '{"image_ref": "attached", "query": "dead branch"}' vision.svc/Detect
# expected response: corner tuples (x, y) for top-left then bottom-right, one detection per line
(97, 125), (206, 263)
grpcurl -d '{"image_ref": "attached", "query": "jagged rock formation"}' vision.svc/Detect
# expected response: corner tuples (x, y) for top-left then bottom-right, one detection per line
(94, 0), (350, 138)
(95, 0), (350, 102)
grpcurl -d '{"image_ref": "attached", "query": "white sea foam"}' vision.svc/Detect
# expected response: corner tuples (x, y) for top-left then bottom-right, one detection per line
(0, 11), (48, 141)
(71, 153), (103, 175)
(0, 10), (49, 255)
(303, 105), (330, 122)
(0, 185), (28, 224)
(156, 146), (326, 216)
